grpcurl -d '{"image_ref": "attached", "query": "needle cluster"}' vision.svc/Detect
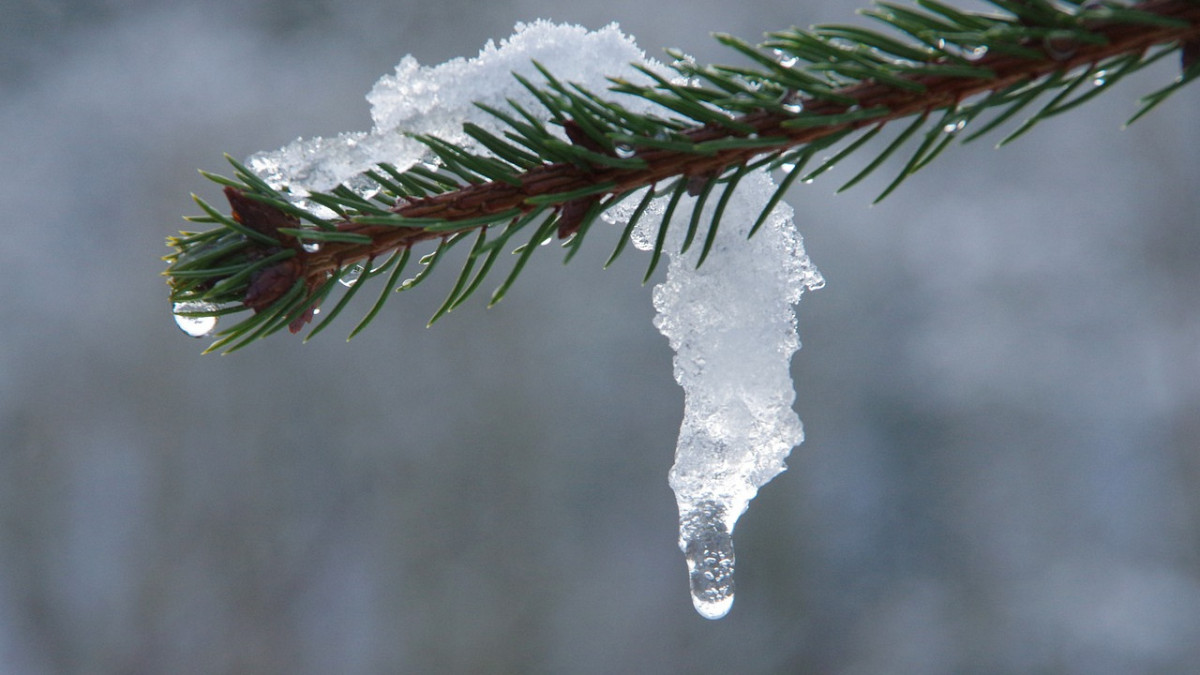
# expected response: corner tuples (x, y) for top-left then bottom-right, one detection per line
(164, 0), (1199, 352)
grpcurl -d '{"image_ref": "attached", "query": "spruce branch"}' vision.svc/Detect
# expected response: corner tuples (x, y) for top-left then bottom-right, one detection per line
(165, 0), (1200, 352)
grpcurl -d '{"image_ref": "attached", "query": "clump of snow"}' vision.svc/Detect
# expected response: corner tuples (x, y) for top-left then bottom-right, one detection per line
(242, 20), (821, 620)
(247, 21), (663, 193)
(619, 172), (822, 619)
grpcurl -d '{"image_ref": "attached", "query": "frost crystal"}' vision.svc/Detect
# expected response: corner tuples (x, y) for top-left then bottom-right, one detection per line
(623, 172), (822, 619)
(239, 20), (821, 620)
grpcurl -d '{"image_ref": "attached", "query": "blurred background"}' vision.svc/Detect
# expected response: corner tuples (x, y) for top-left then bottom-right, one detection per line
(2, 0), (1198, 672)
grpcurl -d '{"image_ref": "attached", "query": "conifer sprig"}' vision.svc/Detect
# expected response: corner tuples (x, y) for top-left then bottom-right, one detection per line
(165, 0), (1200, 352)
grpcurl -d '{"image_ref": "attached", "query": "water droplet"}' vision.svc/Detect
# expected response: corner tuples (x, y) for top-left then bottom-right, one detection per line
(1043, 35), (1077, 61)
(770, 48), (799, 68)
(942, 118), (967, 135)
(679, 502), (735, 620)
(780, 162), (797, 174)
(936, 39), (988, 61)
(1092, 70), (1108, 86)
(780, 91), (804, 114)
(614, 144), (636, 159)
(302, 241), (321, 253)
(339, 263), (366, 287)
(173, 301), (218, 338)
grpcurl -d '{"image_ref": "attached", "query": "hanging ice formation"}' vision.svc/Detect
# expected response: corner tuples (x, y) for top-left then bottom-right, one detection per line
(618, 175), (822, 618)
(243, 21), (821, 620)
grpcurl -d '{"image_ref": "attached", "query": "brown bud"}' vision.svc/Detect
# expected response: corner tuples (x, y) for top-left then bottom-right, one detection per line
(686, 171), (716, 197)
(223, 186), (299, 238)
(244, 257), (303, 312)
(288, 302), (318, 334)
(557, 196), (598, 239)
(1183, 38), (1200, 73)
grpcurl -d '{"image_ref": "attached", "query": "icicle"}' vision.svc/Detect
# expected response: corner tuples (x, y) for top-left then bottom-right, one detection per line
(622, 171), (821, 619)
(680, 501), (736, 618)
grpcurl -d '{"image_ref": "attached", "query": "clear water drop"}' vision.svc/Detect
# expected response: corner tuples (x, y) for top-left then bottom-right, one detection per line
(679, 502), (735, 620)
(672, 55), (697, 71)
(1092, 70), (1108, 86)
(942, 118), (967, 135)
(771, 48), (798, 68)
(302, 241), (321, 253)
(1043, 35), (1077, 61)
(936, 39), (988, 61)
(614, 144), (636, 159)
(339, 263), (366, 287)
(172, 301), (218, 338)
(780, 91), (804, 114)
(780, 162), (797, 174)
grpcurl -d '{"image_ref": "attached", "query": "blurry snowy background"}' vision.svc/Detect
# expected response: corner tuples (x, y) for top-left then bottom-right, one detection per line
(2, 0), (1199, 672)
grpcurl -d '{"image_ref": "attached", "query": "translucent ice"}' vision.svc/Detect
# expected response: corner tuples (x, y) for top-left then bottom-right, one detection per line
(619, 171), (822, 619)
(680, 501), (737, 619)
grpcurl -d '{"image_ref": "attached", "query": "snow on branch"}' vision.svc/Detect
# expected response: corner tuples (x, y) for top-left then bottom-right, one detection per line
(164, 1), (1200, 618)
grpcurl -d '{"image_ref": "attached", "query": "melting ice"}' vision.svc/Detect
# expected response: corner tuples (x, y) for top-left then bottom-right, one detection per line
(237, 20), (821, 619)
(618, 172), (822, 619)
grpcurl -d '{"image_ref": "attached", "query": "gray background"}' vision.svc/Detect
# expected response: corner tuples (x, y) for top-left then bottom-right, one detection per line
(2, 0), (1198, 672)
